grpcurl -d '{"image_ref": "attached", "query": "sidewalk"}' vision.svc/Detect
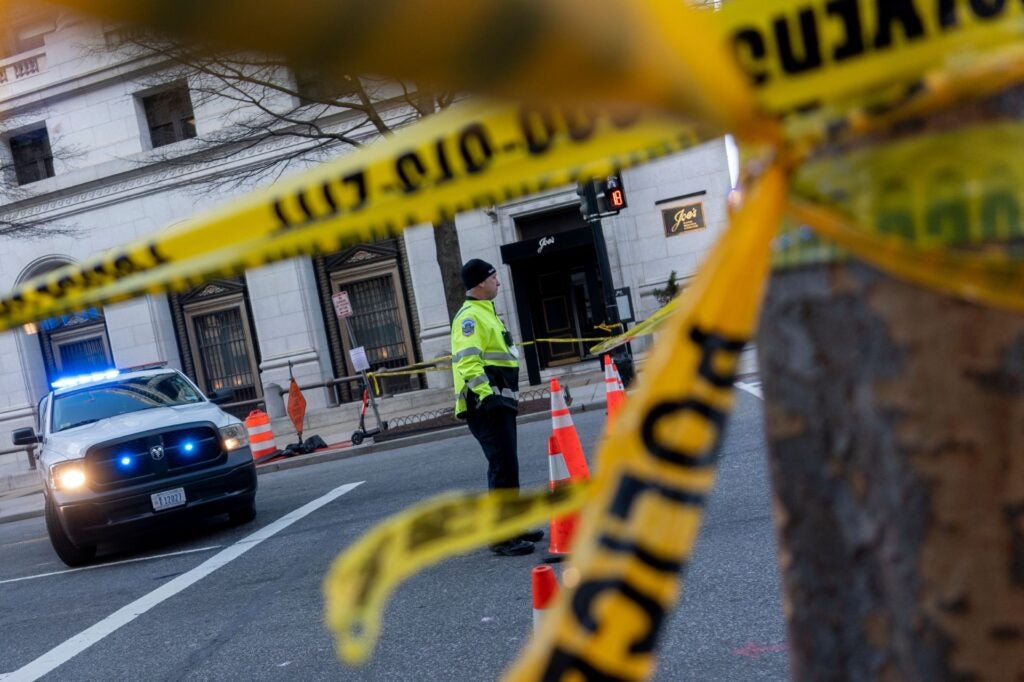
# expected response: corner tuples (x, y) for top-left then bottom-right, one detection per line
(0, 345), (759, 527)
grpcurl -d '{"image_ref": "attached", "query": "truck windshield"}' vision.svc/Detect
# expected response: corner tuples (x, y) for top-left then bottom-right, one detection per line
(51, 372), (204, 432)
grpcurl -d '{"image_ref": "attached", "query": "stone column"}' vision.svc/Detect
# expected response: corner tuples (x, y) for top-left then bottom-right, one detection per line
(245, 257), (334, 411)
(104, 295), (181, 370)
(404, 224), (455, 389)
(0, 328), (47, 477)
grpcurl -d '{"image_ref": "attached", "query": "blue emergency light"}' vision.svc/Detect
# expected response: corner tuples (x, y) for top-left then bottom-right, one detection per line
(51, 369), (120, 390)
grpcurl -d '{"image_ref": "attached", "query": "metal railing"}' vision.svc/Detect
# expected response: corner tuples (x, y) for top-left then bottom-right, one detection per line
(0, 444), (37, 470)
(274, 373), (378, 404)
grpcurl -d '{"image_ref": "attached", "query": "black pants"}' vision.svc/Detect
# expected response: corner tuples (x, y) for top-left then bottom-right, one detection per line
(466, 407), (519, 490)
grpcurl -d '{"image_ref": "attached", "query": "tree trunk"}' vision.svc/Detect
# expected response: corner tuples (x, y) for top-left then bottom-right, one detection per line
(758, 260), (1024, 680)
(432, 218), (465, 323)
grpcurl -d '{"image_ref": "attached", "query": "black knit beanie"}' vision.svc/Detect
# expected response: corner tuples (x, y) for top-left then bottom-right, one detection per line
(460, 259), (496, 290)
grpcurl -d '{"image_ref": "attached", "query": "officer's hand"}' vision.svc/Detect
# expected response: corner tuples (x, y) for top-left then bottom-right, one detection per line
(480, 395), (501, 412)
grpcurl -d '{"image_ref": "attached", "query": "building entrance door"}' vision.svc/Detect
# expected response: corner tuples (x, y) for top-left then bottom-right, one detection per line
(502, 226), (611, 378)
(531, 265), (598, 367)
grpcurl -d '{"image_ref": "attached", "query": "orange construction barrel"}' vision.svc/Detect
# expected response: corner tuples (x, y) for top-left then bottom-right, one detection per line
(244, 410), (279, 463)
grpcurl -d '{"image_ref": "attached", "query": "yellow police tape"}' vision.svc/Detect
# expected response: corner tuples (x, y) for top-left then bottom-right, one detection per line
(0, 101), (706, 331)
(55, 0), (767, 141)
(787, 119), (1024, 312)
(590, 295), (684, 355)
(55, 0), (1024, 134)
(503, 162), (784, 680)
(777, 41), (1024, 154)
(322, 162), (787, 671)
(723, 0), (1024, 115)
(323, 484), (588, 664)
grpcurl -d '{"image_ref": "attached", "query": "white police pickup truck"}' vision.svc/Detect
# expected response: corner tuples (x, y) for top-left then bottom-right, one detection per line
(13, 366), (258, 566)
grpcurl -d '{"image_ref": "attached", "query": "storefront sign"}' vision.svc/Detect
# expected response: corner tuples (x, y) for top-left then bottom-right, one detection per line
(662, 201), (706, 236)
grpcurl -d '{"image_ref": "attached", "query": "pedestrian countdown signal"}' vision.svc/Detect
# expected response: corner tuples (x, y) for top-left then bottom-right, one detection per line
(577, 173), (627, 221)
(605, 176), (627, 210)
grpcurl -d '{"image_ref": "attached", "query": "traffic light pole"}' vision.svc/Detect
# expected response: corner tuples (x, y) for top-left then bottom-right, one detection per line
(578, 177), (633, 380)
(590, 219), (622, 335)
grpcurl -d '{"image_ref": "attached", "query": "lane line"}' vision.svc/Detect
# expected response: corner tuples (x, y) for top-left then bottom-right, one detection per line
(5, 481), (364, 682)
(0, 546), (222, 585)
(735, 380), (763, 399)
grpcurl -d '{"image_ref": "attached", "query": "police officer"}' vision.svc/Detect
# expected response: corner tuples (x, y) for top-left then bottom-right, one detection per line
(451, 258), (542, 556)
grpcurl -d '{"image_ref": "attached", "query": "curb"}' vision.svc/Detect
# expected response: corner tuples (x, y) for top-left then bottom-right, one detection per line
(0, 399), (603, 526)
(0, 497), (44, 525)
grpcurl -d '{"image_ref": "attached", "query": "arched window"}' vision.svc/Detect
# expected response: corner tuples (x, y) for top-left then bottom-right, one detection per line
(18, 257), (114, 383)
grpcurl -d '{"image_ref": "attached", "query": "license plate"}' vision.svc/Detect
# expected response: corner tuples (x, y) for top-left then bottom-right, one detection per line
(151, 487), (186, 511)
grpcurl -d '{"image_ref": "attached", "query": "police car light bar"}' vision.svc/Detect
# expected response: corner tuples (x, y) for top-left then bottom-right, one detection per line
(51, 369), (121, 390)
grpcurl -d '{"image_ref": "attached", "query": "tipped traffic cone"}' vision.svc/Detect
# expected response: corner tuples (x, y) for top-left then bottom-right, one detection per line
(604, 354), (626, 426)
(531, 564), (559, 633)
(550, 377), (589, 480)
(547, 436), (579, 555)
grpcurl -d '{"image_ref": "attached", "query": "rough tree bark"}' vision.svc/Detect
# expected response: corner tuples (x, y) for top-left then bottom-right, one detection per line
(432, 218), (464, 323)
(759, 260), (1024, 680)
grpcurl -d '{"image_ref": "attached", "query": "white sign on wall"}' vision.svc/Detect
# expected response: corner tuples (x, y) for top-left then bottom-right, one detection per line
(349, 346), (370, 372)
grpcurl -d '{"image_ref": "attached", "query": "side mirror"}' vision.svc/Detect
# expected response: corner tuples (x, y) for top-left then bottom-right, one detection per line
(12, 427), (39, 446)
(209, 388), (234, 405)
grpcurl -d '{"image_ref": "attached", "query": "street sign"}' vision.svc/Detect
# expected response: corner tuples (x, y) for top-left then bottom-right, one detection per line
(332, 290), (353, 318)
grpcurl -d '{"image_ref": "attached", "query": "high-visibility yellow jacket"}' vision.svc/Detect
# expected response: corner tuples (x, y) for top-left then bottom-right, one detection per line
(451, 298), (519, 418)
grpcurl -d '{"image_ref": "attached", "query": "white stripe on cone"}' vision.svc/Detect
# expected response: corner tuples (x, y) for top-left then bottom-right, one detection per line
(548, 451), (570, 485)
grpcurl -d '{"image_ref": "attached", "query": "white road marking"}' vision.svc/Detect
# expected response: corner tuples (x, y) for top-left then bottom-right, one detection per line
(5, 481), (364, 682)
(0, 546), (222, 585)
(735, 380), (763, 399)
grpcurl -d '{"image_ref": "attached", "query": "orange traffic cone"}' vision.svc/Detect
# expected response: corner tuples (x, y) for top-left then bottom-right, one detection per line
(604, 354), (626, 425)
(531, 564), (559, 633)
(547, 436), (578, 555)
(550, 377), (589, 480)
(244, 410), (279, 463)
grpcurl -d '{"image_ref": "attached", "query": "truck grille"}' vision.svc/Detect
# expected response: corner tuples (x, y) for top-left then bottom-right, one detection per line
(85, 423), (225, 489)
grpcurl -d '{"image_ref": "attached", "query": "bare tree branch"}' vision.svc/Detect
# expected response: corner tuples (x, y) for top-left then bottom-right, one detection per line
(101, 33), (468, 318)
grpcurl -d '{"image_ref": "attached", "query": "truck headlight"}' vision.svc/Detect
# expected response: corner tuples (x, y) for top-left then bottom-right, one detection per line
(50, 461), (87, 491)
(219, 424), (249, 452)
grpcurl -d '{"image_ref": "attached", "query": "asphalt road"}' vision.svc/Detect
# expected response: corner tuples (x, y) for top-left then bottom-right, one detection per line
(0, 391), (788, 681)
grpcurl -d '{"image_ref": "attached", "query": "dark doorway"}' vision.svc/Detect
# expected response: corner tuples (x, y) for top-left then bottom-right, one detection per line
(528, 257), (603, 367)
(502, 214), (616, 383)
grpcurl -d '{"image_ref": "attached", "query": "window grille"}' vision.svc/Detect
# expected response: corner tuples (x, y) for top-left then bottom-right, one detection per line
(342, 274), (411, 394)
(142, 85), (197, 148)
(191, 307), (258, 403)
(55, 335), (109, 375)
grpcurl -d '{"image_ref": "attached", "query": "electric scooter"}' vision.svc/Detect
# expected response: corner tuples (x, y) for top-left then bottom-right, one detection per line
(351, 388), (387, 445)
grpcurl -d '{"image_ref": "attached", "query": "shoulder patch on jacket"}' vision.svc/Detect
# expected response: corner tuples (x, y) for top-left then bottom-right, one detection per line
(461, 318), (476, 336)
